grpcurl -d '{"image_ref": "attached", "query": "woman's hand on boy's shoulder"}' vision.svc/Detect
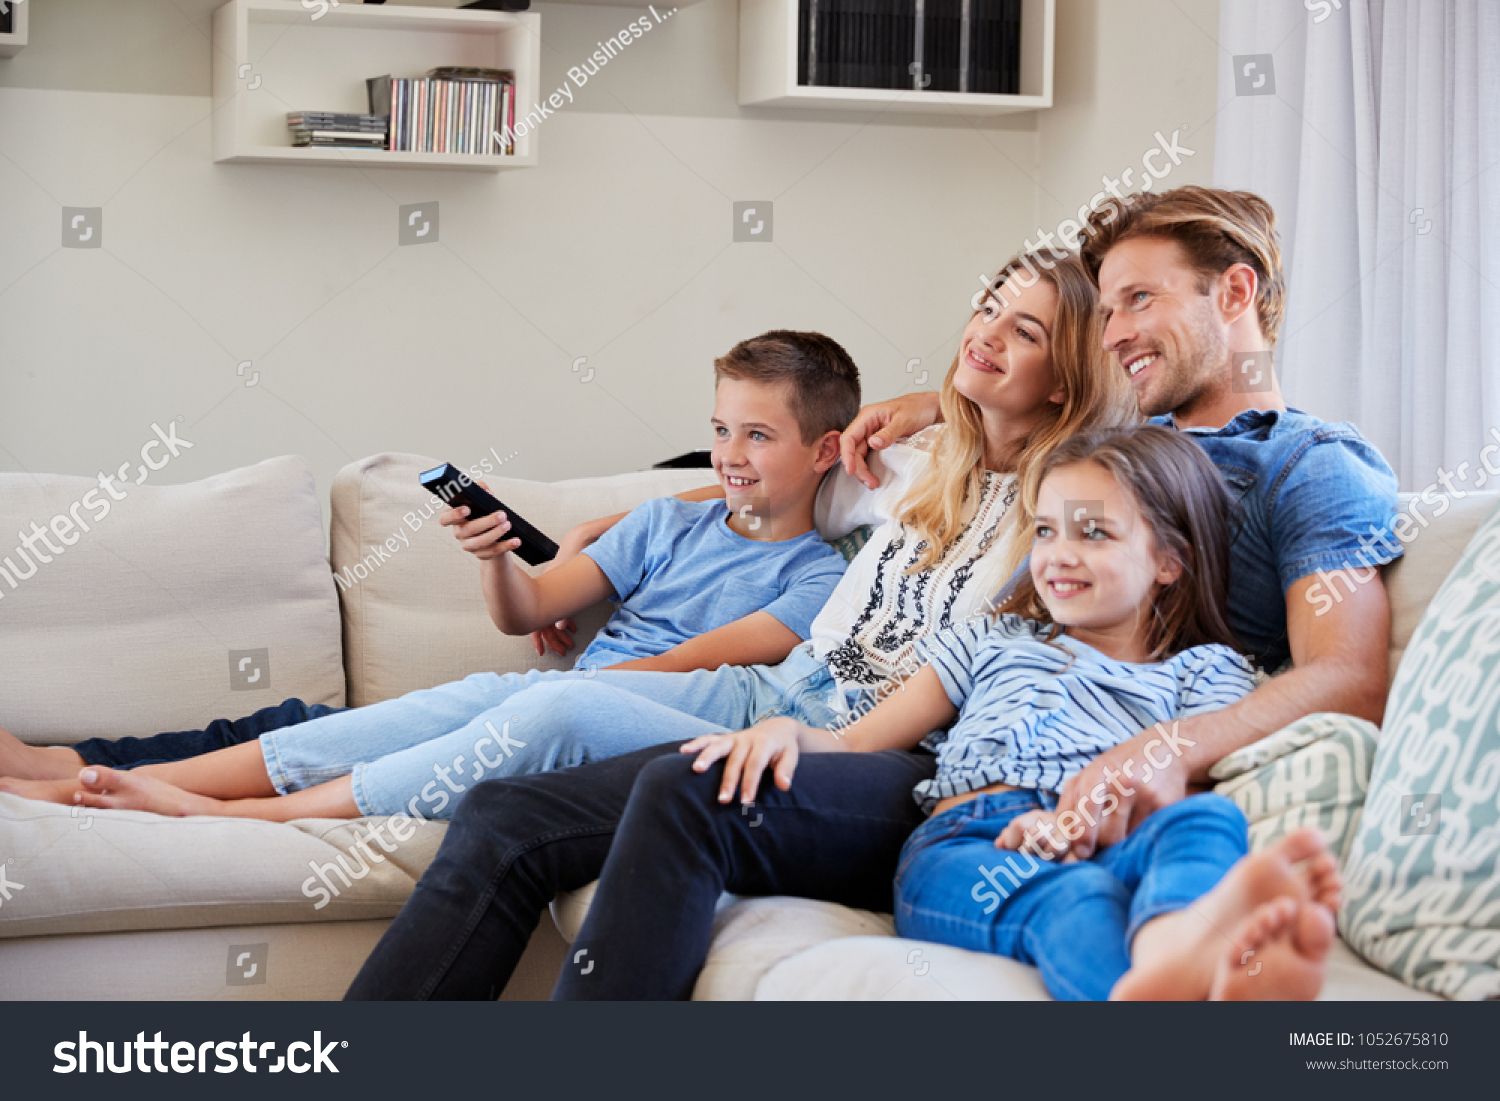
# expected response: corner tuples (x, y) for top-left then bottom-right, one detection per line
(839, 393), (942, 490)
(680, 718), (808, 806)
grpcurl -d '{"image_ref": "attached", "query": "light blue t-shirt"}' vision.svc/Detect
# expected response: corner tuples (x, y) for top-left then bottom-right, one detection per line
(913, 614), (1257, 813)
(577, 497), (847, 669)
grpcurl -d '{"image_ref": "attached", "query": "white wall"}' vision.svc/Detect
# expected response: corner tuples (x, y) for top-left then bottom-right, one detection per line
(0, 0), (1218, 517)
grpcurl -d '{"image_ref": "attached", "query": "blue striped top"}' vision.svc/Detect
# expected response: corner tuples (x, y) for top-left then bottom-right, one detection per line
(913, 615), (1257, 813)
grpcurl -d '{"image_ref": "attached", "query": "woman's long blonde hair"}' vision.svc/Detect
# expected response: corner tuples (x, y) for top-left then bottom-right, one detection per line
(896, 249), (1138, 584)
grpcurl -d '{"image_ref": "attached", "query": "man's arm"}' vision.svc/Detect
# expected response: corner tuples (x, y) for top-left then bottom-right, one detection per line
(1049, 566), (1392, 859)
(1172, 570), (1390, 774)
(612, 610), (801, 674)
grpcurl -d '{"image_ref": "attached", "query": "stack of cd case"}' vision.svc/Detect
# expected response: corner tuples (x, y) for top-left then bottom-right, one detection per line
(286, 112), (389, 148)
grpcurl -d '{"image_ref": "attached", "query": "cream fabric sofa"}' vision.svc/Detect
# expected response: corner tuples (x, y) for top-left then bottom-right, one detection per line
(0, 453), (1491, 1001)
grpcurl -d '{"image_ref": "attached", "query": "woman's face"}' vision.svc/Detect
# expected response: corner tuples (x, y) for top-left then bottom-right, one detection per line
(952, 272), (1065, 420)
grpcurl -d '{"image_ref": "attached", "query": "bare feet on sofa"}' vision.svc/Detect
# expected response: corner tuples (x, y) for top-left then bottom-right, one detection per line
(1208, 894), (1337, 1001)
(73, 766), (222, 817)
(0, 723), (86, 782)
(0, 776), (86, 805)
(1111, 827), (1341, 1001)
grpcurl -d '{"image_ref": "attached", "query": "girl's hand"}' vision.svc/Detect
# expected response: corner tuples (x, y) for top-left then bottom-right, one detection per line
(996, 809), (1079, 863)
(680, 717), (806, 805)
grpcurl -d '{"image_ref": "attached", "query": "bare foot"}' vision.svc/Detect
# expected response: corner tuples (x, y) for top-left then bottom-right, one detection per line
(73, 766), (223, 817)
(0, 724), (86, 781)
(1209, 895), (1336, 1000)
(1111, 826), (1340, 1001)
(0, 775), (86, 805)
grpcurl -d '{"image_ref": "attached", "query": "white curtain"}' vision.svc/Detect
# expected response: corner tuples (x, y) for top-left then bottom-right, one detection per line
(1215, 0), (1499, 490)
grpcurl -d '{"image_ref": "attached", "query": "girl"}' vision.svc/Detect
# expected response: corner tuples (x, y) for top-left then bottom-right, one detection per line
(36, 250), (1138, 823)
(671, 424), (1342, 1001)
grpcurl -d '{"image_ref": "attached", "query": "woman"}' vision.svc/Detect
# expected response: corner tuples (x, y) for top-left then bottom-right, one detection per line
(342, 249), (1140, 998)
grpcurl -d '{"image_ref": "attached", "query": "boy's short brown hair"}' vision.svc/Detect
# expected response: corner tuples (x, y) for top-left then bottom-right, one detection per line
(1080, 185), (1287, 347)
(713, 330), (861, 444)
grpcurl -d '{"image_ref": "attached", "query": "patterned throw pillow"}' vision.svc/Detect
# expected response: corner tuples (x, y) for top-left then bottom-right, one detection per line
(829, 524), (875, 564)
(1211, 713), (1379, 864)
(1340, 498), (1500, 1000)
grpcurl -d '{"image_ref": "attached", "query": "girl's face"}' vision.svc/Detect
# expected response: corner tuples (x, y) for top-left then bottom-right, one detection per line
(1029, 460), (1183, 662)
(952, 273), (1066, 421)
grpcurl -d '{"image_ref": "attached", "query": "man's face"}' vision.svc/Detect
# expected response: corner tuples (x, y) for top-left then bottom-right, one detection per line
(1097, 236), (1230, 418)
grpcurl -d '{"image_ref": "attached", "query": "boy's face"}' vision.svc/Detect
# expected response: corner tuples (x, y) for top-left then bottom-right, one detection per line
(711, 377), (834, 535)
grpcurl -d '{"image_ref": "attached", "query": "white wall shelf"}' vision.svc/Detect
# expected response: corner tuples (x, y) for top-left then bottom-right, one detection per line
(0, 0), (28, 58)
(398, 1), (710, 9)
(211, 0), (540, 171)
(739, 0), (1052, 114)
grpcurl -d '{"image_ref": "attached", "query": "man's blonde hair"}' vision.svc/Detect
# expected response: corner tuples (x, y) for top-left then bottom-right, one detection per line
(1080, 185), (1287, 347)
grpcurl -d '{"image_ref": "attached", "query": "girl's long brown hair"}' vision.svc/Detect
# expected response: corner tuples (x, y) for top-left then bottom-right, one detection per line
(996, 424), (1243, 661)
(896, 250), (1138, 588)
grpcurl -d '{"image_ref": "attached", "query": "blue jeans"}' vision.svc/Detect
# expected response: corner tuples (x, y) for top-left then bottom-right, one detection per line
(72, 698), (344, 769)
(263, 643), (851, 819)
(894, 791), (1249, 1001)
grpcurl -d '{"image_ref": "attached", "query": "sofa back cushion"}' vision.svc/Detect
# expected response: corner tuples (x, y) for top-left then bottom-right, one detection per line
(1383, 492), (1498, 683)
(0, 456), (344, 744)
(330, 453), (716, 707)
(1341, 495), (1500, 998)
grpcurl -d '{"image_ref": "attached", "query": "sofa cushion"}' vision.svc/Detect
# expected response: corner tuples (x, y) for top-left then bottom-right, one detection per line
(694, 897), (906, 1001)
(0, 456), (344, 744)
(1383, 492), (1499, 682)
(1341, 495), (1500, 999)
(753, 933), (1434, 1000)
(1211, 712), (1379, 864)
(330, 453), (716, 707)
(0, 793), (445, 939)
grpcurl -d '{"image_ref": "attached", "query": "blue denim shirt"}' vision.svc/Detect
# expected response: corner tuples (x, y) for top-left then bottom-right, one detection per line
(1150, 408), (1401, 671)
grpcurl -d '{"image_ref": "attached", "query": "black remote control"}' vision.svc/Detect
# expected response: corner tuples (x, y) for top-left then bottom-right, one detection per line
(419, 463), (558, 567)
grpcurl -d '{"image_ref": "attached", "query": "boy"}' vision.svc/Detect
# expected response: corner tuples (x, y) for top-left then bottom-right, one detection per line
(0, 331), (858, 821)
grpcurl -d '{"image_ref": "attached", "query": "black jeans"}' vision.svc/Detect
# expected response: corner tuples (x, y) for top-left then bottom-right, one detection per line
(71, 698), (344, 768)
(344, 741), (937, 1000)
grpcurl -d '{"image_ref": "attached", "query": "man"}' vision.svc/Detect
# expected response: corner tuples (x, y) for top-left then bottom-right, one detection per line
(345, 186), (1400, 1000)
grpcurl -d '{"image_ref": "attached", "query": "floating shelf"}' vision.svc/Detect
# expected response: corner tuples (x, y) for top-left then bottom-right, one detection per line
(211, 0), (540, 171)
(738, 0), (1052, 114)
(0, 0), (28, 58)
